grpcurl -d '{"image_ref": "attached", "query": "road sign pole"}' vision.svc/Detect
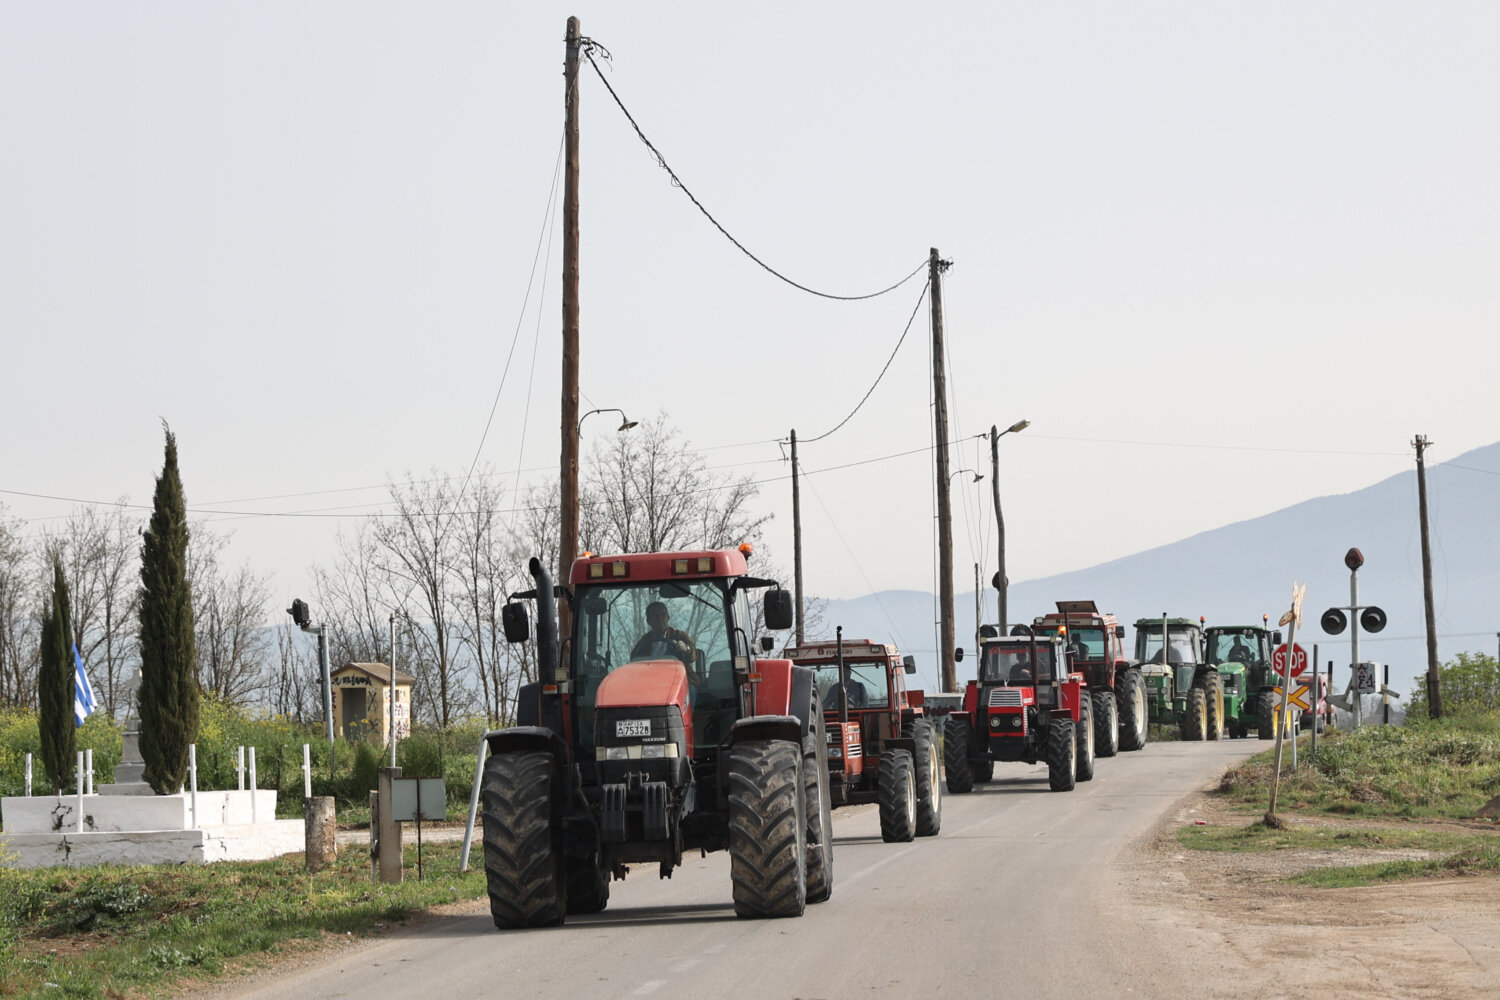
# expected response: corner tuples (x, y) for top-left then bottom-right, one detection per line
(1310, 643), (1318, 764)
(1350, 566), (1361, 729)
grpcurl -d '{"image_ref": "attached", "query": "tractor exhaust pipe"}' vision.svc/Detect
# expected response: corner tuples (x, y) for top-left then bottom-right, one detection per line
(530, 556), (561, 680)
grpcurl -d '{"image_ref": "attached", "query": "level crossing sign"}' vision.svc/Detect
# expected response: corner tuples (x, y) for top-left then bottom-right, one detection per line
(1271, 684), (1312, 712)
(1272, 642), (1309, 679)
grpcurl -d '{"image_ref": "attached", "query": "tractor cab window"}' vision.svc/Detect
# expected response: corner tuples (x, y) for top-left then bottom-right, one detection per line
(980, 644), (1053, 685)
(815, 659), (889, 710)
(573, 578), (734, 748)
(1208, 630), (1260, 665)
(1066, 628), (1104, 659)
(1140, 630), (1196, 664)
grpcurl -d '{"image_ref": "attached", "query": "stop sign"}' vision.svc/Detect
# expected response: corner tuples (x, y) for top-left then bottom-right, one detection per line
(1272, 643), (1309, 678)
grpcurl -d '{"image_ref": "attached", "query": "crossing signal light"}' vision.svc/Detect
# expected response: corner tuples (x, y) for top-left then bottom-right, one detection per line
(1360, 606), (1387, 634)
(1320, 608), (1347, 635)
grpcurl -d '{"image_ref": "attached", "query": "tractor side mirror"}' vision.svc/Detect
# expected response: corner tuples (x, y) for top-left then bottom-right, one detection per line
(1114, 625), (1125, 639)
(759, 636), (775, 653)
(763, 589), (794, 631)
(902, 655), (916, 674)
(501, 603), (531, 643)
(954, 647), (965, 663)
(1273, 630), (1284, 645)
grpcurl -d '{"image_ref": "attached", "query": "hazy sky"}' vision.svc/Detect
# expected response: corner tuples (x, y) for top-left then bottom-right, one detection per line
(3, 2), (1496, 619)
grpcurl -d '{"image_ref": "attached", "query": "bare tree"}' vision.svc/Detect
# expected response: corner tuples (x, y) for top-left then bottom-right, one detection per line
(582, 413), (772, 555)
(314, 523), (395, 668)
(196, 558), (274, 706)
(0, 504), (39, 708)
(374, 473), (464, 727)
(41, 503), (141, 716)
(270, 622), (317, 721)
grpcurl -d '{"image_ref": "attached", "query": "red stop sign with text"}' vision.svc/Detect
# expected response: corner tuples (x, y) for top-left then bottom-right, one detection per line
(1273, 643), (1308, 678)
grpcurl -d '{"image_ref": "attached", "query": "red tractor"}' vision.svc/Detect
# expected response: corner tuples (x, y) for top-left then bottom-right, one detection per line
(1031, 600), (1149, 755)
(943, 627), (1096, 793)
(785, 631), (941, 843)
(476, 548), (833, 927)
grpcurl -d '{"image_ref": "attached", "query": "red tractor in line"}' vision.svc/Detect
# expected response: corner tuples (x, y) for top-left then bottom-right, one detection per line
(786, 631), (941, 843)
(943, 627), (1096, 793)
(1031, 600), (1149, 755)
(475, 548), (833, 927)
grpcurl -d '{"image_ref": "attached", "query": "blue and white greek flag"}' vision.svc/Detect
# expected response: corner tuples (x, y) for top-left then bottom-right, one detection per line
(73, 644), (97, 728)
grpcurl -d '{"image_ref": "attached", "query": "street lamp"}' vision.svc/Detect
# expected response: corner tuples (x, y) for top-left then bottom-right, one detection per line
(948, 468), (984, 485)
(988, 419), (1029, 632)
(577, 407), (638, 436)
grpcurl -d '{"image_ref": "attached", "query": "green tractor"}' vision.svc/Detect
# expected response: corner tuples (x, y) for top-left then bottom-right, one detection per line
(1203, 621), (1285, 739)
(1136, 616), (1227, 741)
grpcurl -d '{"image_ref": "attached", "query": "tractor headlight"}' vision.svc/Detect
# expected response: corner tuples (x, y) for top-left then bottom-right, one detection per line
(990, 715), (1003, 729)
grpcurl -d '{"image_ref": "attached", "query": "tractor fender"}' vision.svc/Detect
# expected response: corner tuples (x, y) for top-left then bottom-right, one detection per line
(730, 714), (803, 748)
(483, 724), (570, 762)
(883, 736), (916, 757)
(749, 659), (817, 733)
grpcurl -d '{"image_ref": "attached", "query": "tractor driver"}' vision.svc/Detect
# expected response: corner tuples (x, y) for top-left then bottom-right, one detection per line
(1009, 653), (1033, 684)
(631, 601), (698, 668)
(1227, 637), (1253, 663)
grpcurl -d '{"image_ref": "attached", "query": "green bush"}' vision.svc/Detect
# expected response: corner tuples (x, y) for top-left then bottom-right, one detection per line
(1408, 651), (1500, 719)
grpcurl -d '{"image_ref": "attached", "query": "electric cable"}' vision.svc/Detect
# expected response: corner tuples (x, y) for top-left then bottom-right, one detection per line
(580, 42), (925, 303)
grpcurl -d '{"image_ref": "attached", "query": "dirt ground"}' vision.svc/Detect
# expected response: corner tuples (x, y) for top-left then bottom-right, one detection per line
(1110, 792), (1500, 1000)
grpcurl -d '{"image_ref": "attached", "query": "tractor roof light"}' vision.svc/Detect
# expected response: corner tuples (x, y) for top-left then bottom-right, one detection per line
(588, 563), (606, 579)
(611, 560), (628, 578)
(696, 557), (713, 573)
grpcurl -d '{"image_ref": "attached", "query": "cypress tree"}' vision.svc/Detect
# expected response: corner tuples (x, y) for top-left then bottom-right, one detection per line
(138, 426), (198, 794)
(37, 558), (76, 793)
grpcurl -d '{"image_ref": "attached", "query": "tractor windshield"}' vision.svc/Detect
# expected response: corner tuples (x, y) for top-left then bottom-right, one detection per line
(1139, 629), (1198, 665)
(572, 578), (739, 748)
(980, 643), (1054, 685)
(1207, 630), (1262, 665)
(812, 659), (890, 710)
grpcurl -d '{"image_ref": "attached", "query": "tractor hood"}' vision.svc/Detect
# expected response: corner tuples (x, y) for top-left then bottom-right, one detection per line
(596, 659), (691, 710)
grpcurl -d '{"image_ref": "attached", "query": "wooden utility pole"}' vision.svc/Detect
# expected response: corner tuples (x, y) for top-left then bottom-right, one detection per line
(991, 425), (1005, 633)
(1415, 434), (1442, 718)
(790, 429), (804, 645)
(558, 16), (582, 642)
(930, 248), (956, 691)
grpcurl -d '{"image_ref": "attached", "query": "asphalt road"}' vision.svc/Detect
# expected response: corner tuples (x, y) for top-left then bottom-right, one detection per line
(225, 739), (1261, 1000)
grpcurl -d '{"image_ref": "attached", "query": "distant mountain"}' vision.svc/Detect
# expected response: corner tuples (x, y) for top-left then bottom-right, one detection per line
(814, 442), (1500, 701)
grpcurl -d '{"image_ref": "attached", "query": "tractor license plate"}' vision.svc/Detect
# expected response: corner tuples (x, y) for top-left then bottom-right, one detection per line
(615, 719), (652, 738)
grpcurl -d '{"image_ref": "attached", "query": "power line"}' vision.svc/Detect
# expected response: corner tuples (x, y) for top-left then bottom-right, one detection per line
(798, 279), (930, 445)
(581, 42), (925, 303)
(461, 130), (566, 497)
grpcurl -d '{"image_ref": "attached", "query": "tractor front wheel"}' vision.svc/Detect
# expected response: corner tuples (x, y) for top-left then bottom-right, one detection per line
(1257, 690), (1278, 740)
(1093, 689), (1119, 758)
(1118, 669), (1148, 751)
(1047, 717), (1077, 792)
(481, 750), (566, 929)
(1183, 685), (1208, 741)
(943, 717), (975, 794)
(878, 749), (917, 843)
(728, 739), (807, 919)
(906, 721), (942, 837)
(802, 744), (834, 904)
(1205, 672), (1225, 741)
(1076, 693), (1096, 782)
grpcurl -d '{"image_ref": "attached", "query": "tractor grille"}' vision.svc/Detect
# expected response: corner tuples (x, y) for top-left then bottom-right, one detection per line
(987, 688), (1023, 708)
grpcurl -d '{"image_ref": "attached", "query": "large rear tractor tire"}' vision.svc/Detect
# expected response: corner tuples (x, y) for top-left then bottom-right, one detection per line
(1182, 685), (1208, 741)
(1205, 671), (1225, 741)
(905, 721), (942, 837)
(804, 710), (834, 904)
(1047, 717), (1077, 792)
(1257, 690), (1277, 740)
(1093, 689), (1119, 758)
(943, 717), (975, 794)
(1118, 669), (1148, 751)
(878, 749), (917, 843)
(1076, 693), (1096, 782)
(481, 750), (566, 929)
(728, 739), (807, 919)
